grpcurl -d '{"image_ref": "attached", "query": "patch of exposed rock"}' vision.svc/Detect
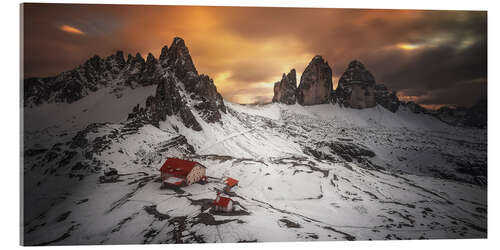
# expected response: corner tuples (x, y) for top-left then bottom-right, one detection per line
(159, 37), (198, 82)
(296, 56), (333, 105)
(128, 76), (202, 131)
(404, 101), (429, 114)
(336, 60), (376, 109)
(185, 74), (227, 123)
(375, 84), (400, 112)
(272, 69), (297, 104)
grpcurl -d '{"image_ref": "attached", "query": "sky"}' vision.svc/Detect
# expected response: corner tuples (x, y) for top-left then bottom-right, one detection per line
(22, 4), (487, 108)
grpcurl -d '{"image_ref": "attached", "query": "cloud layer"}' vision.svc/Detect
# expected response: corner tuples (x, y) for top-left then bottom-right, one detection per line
(22, 4), (487, 107)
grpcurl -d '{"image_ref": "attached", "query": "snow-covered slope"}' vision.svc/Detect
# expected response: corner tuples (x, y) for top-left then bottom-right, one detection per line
(22, 37), (486, 245)
(22, 98), (486, 245)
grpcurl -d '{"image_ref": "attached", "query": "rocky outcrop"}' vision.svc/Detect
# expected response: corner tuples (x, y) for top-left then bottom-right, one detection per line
(127, 37), (226, 129)
(375, 84), (400, 112)
(160, 37), (198, 82)
(184, 74), (227, 123)
(404, 101), (429, 114)
(336, 60), (376, 109)
(164, 37), (226, 123)
(296, 56), (333, 106)
(128, 75), (202, 131)
(272, 69), (297, 105)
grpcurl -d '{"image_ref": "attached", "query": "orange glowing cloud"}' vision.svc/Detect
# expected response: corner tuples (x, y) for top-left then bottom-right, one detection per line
(22, 4), (487, 107)
(397, 43), (420, 51)
(59, 25), (85, 35)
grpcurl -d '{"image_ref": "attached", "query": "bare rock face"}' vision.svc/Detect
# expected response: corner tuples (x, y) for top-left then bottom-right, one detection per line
(166, 37), (227, 123)
(160, 37), (198, 81)
(185, 74), (227, 123)
(375, 84), (400, 112)
(296, 56), (333, 106)
(128, 75), (202, 131)
(272, 69), (297, 105)
(404, 101), (429, 114)
(127, 37), (226, 129)
(336, 60), (376, 109)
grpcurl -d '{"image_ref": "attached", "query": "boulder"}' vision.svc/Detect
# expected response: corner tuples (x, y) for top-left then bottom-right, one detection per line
(336, 60), (376, 109)
(272, 69), (297, 104)
(296, 56), (333, 105)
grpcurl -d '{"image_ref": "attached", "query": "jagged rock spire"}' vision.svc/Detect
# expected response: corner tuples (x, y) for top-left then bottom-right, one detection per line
(272, 69), (297, 105)
(296, 55), (333, 106)
(159, 45), (169, 65)
(161, 37), (198, 80)
(336, 59), (376, 109)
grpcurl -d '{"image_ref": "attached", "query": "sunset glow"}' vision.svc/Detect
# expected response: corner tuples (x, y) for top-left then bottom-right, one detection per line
(59, 25), (85, 35)
(397, 43), (420, 50)
(23, 4), (486, 107)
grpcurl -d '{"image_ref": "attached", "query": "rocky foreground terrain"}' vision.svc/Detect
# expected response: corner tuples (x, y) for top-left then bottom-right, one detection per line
(22, 37), (486, 245)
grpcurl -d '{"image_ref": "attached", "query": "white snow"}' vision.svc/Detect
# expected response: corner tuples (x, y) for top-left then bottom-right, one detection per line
(22, 97), (486, 244)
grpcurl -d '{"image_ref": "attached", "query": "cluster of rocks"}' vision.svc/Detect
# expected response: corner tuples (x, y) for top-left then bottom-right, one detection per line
(272, 56), (397, 111)
(271, 55), (487, 129)
(272, 56), (333, 106)
(128, 76), (203, 131)
(24, 37), (227, 131)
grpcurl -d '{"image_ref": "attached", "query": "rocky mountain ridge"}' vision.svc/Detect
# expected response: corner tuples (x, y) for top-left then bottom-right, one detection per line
(271, 56), (486, 129)
(24, 37), (226, 131)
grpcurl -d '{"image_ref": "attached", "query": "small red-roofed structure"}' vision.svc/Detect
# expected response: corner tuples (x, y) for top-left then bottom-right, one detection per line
(223, 177), (239, 192)
(159, 158), (207, 187)
(213, 192), (233, 212)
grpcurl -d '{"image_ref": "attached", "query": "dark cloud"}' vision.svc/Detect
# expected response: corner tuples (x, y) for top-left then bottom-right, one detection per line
(22, 4), (487, 107)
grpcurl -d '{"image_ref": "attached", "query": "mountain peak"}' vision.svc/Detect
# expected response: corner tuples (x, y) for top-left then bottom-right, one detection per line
(272, 68), (297, 105)
(336, 59), (377, 109)
(164, 36), (198, 79)
(146, 52), (156, 62)
(347, 59), (365, 69)
(159, 45), (169, 66)
(296, 55), (333, 105)
(134, 52), (144, 61)
(172, 36), (186, 46)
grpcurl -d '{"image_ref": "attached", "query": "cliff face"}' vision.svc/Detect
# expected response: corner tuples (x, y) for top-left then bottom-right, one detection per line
(336, 60), (376, 109)
(272, 69), (297, 105)
(296, 56), (333, 106)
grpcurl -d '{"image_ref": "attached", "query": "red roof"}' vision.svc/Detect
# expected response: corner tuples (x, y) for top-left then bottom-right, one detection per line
(224, 177), (239, 187)
(213, 195), (232, 208)
(160, 158), (199, 177)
